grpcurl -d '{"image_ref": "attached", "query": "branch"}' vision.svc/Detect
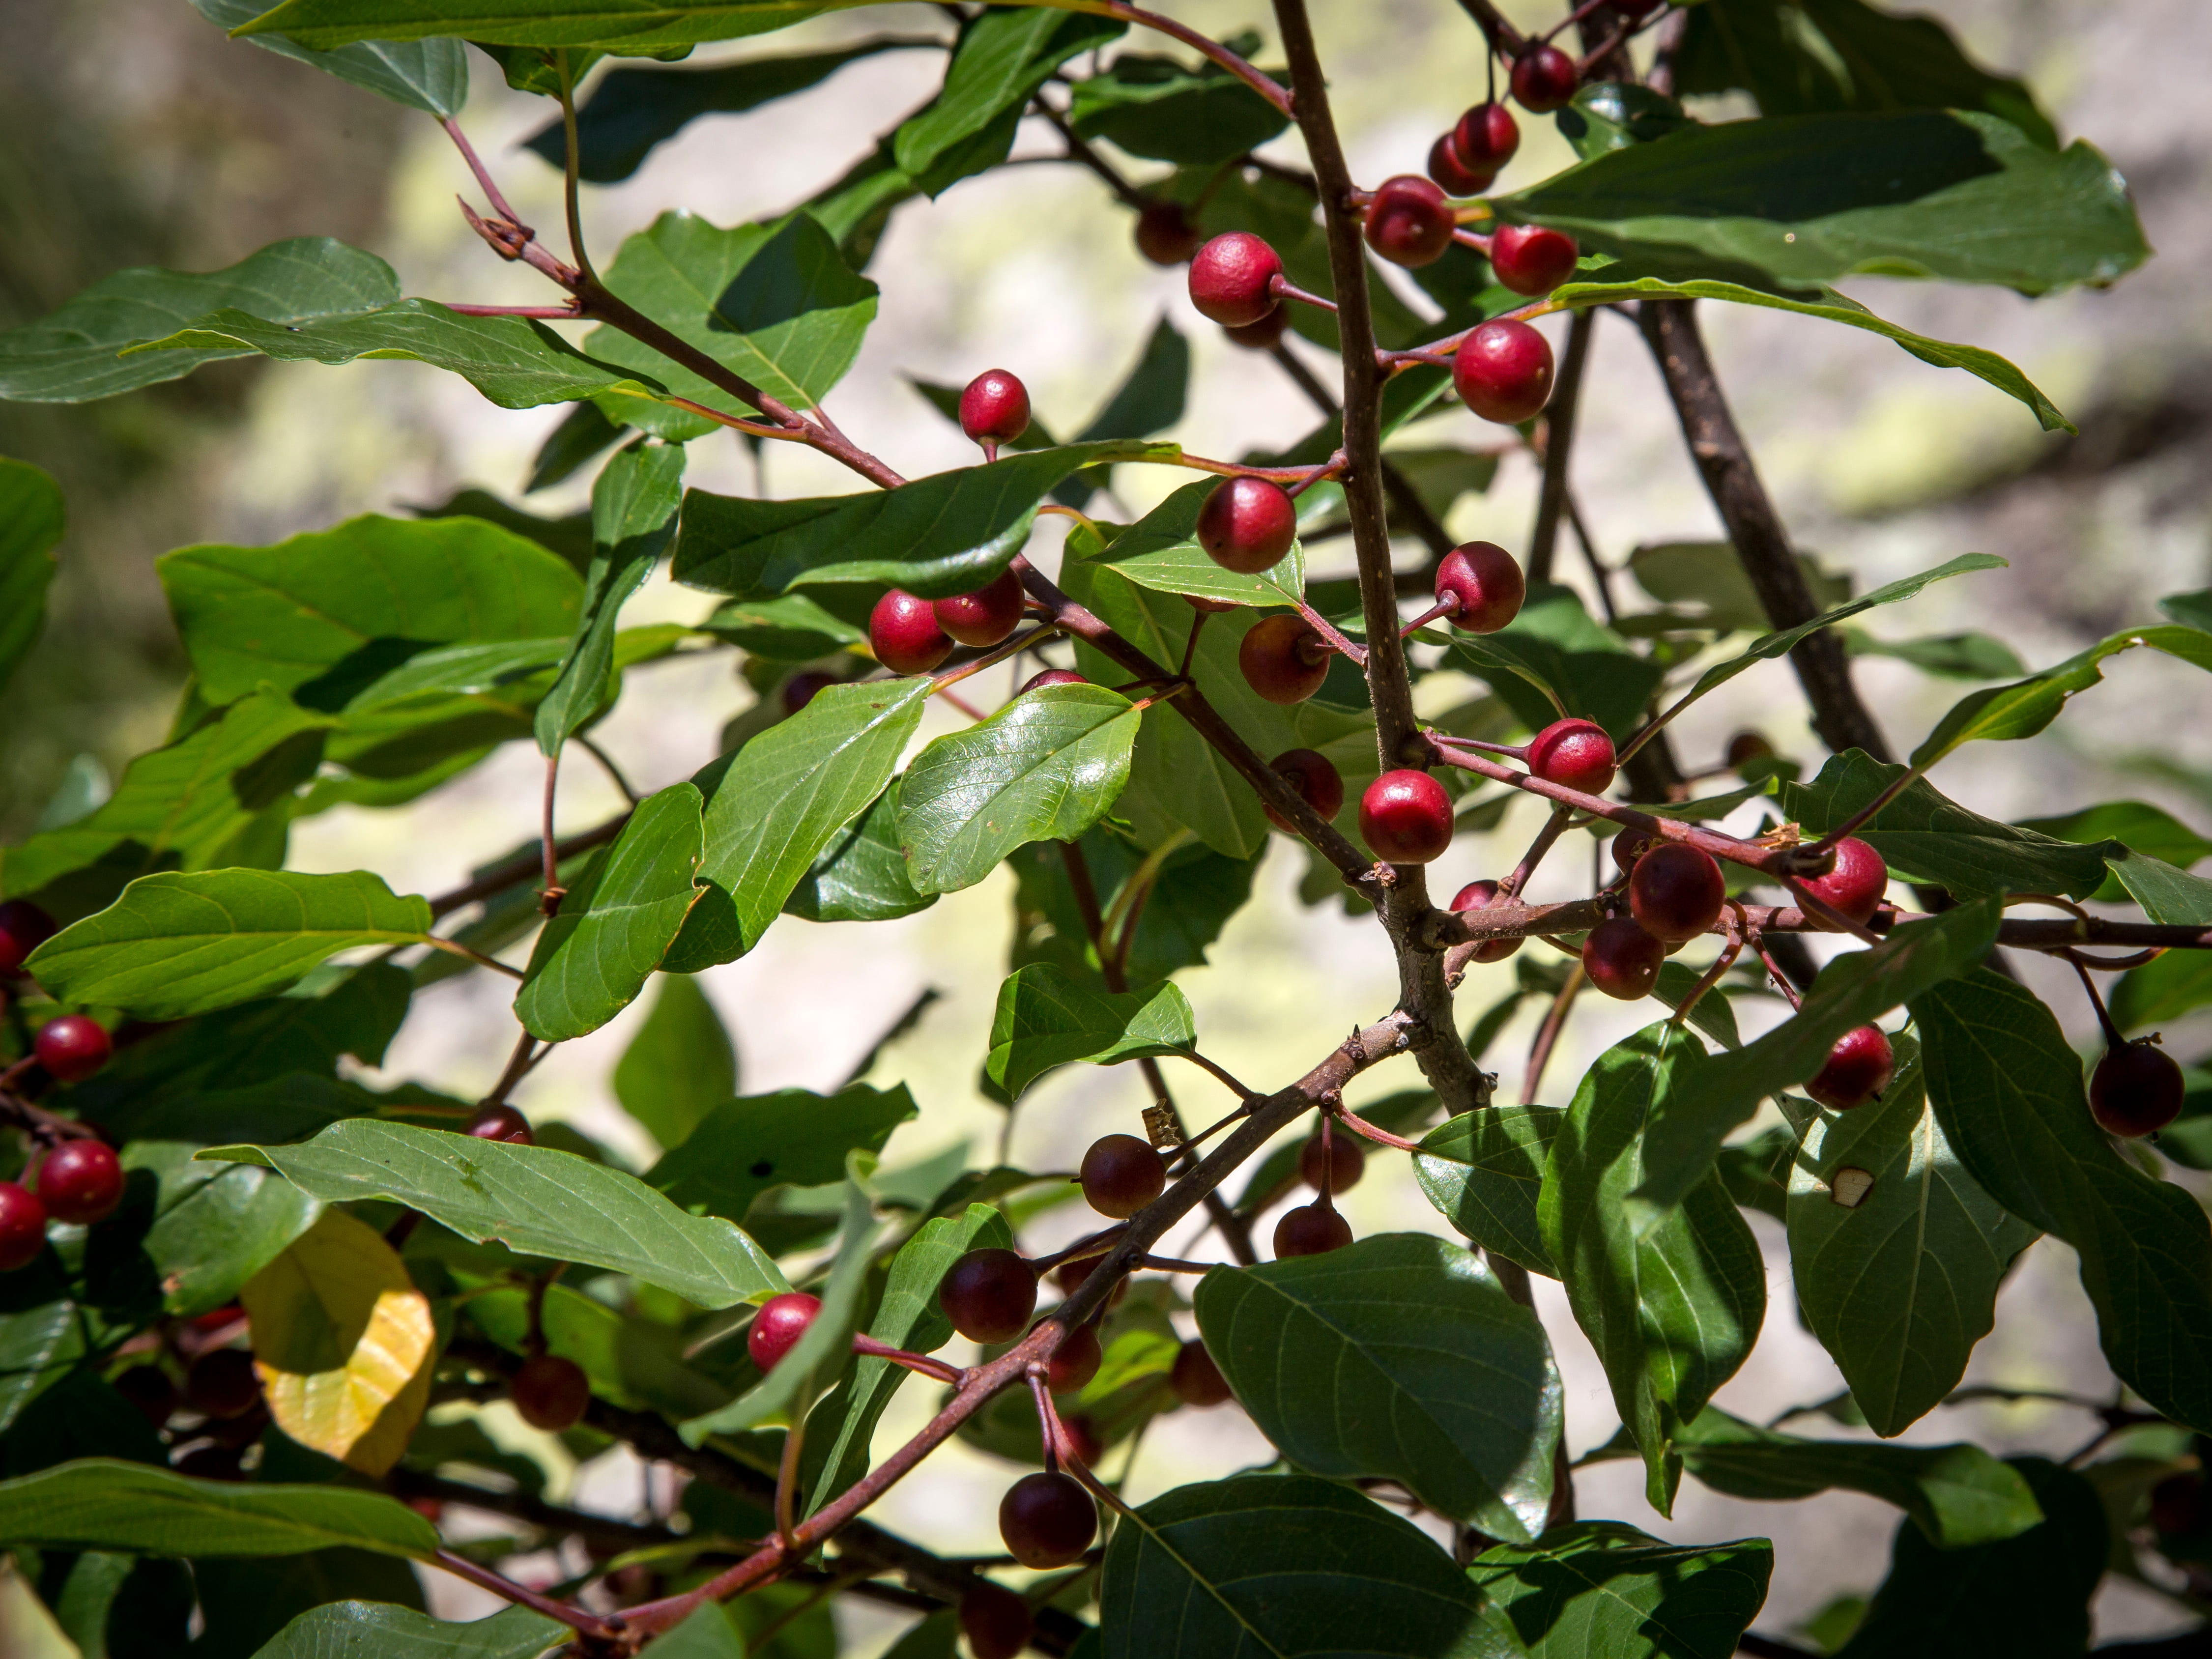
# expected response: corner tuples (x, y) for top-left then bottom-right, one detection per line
(427, 811), (632, 919)
(1264, 340), (1457, 564)
(1085, 2), (1293, 114)
(1527, 308), (1595, 584)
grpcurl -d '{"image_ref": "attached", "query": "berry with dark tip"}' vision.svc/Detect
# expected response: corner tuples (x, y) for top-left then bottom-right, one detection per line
(1434, 541), (1525, 633)
(1018, 668), (1088, 695)
(1807, 1025), (1896, 1112)
(1188, 232), (1283, 327)
(35, 1015), (110, 1083)
(114, 1365), (178, 1428)
(1171, 1339), (1234, 1407)
(0, 1182), (46, 1272)
(1799, 837), (1887, 927)
(0, 900), (56, 975)
(1047, 1323), (1102, 1395)
(1273, 1201), (1353, 1258)
(1264, 748), (1346, 833)
(1360, 770), (1454, 863)
(960, 1583), (1034, 1659)
(959, 370), (1031, 450)
(1725, 731), (1774, 769)
(1582, 917), (1665, 1001)
(870, 589), (955, 675)
(1000, 1471), (1097, 1568)
(1511, 44), (1580, 112)
(1454, 101), (1521, 173)
(1526, 717), (1617, 795)
(1454, 318), (1554, 425)
(1628, 844), (1726, 943)
(36, 1139), (123, 1226)
(1135, 199), (1205, 266)
(464, 1102), (533, 1145)
(1428, 132), (1493, 197)
(1225, 307), (1289, 350)
(1300, 1131), (1364, 1194)
(1238, 614), (1332, 705)
(2090, 1040), (2185, 1138)
(1079, 1133), (1165, 1219)
(780, 671), (839, 716)
(1450, 880), (1522, 964)
(940, 1248), (1038, 1344)
(1363, 174), (1455, 268)
(186, 1347), (261, 1420)
(511, 1353), (591, 1431)
(935, 569), (1026, 648)
(1197, 477), (1298, 574)
(1489, 223), (1580, 295)
(747, 1291), (822, 1373)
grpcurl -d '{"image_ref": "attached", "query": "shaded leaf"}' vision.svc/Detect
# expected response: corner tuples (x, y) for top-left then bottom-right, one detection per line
(0, 1269), (82, 1435)
(2111, 947), (2212, 1033)
(1469, 1523), (1772, 1659)
(985, 964), (1196, 1098)
(2107, 852), (2212, 926)
(188, 0), (468, 115)
(0, 459), (61, 701)
(127, 1140), (326, 1319)
(1442, 584), (1661, 743)
(699, 592), (865, 660)
(1071, 315), (1190, 445)
(893, 6), (1121, 176)
(526, 400), (628, 493)
(782, 777), (937, 925)
(1069, 52), (1289, 165)
(0, 1458), (439, 1557)
(646, 1084), (915, 1220)
(1413, 1105), (1563, 1278)
(614, 973), (737, 1150)
(1911, 624), (2212, 770)
(1074, 478), (1302, 608)
(245, 1601), (566, 1659)
(1842, 628), (2025, 680)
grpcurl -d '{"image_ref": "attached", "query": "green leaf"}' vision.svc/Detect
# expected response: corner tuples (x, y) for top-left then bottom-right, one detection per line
(246, 1602), (567, 1659)
(1842, 627), (2025, 680)
(1629, 541), (1847, 634)
(2107, 852), (2212, 926)
(1074, 478), (1303, 608)
(1782, 750), (2117, 900)
(1442, 584), (1662, 742)
(668, 679), (932, 969)
(2112, 949), (2212, 1032)
(1072, 314), (1190, 448)
(1832, 1458), (2104, 1659)
(196, 1118), (786, 1309)
(2018, 800), (2212, 901)
(1557, 82), (1694, 159)
(242, 0), (848, 50)
(1913, 971), (2212, 1434)
(1786, 1034), (2035, 1437)
(699, 592), (865, 659)
(0, 1271), (82, 1435)
(0, 237), (400, 403)
(1069, 52), (1290, 165)
(1413, 1105), (1563, 1278)
(1507, 111), (2145, 297)
(1098, 1472), (1503, 1659)
(1912, 623), (2212, 769)
(0, 459), (62, 699)
(899, 684), (1142, 894)
(671, 439), (1179, 599)
(645, 1084), (915, 1219)
(613, 973), (737, 1150)
(187, 0), (468, 115)
(985, 964), (1197, 1098)
(1635, 900), (2003, 1210)
(128, 1141), (326, 1319)
(1468, 1523), (1772, 1659)
(26, 869), (430, 1020)
(0, 1458), (439, 1557)
(1538, 1025), (1766, 1513)
(1194, 1234), (1561, 1542)
(516, 782), (705, 1040)
(1653, 961), (1742, 1051)
(584, 211), (878, 435)
(537, 443), (682, 754)
(527, 401), (629, 493)
(782, 777), (937, 924)
(893, 6), (1121, 176)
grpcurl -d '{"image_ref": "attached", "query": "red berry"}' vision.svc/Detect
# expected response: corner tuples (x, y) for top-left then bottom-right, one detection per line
(1135, 199), (1205, 266)
(1799, 837), (1887, 927)
(1187, 594), (1240, 615)
(1188, 232), (1283, 328)
(1612, 829), (1661, 874)
(1428, 131), (1494, 197)
(747, 1291), (822, 1373)
(1454, 102), (1521, 172)
(1052, 1253), (1128, 1308)
(36, 1139), (123, 1226)
(114, 1365), (179, 1428)
(1046, 1323), (1102, 1395)
(1225, 307), (1289, 350)
(999, 1471), (1097, 1568)
(1490, 224), (1580, 296)
(1299, 1132), (1364, 1194)
(1511, 44), (1580, 112)
(1582, 917), (1665, 1001)
(0, 1182), (46, 1272)
(35, 1015), (110, 1083)
(940, 1249), (1038, 1344)
(1527, 717), (1617, 795)
(960, 1582), (1034, 1659)
(463, 1102), (533, 1145)
(1018, 668), (1088, 695)
(511, 1353), (591, 1431)
(1238, 614), (1332, 705)
(1079, 1134), (1165, 1219)
(1807, 1025), (1896, 1112)
(1450, 880), (1522, 964)
(1363, 174), (1455, 268)
(869, 589), (954, 675)
(1264, 748), (1346, 834)
(1628, 844), (1726, 943)
(1434, 541), (1525, 633)
(186, 1347), (262, 1420)
(1453, 318), (1554, 425)
(1360, 770), (1454, 864)
(2151, 1472), (2205, 1537)
(1170, 1339), (1233, 1407)
(960, 370), (1031, 448)
(1196, 477), (1298, 574)
(780, 671), (839, 716)
(1273, 1201), (1353, 1258)
(0, 901), (56, 975)
(1725, 731), (1775, 769)
(934, 570), (1026, 648)
(2090, 1041), (2185, 1139)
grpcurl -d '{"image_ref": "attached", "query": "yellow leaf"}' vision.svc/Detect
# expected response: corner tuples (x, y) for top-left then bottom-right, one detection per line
(242, 1208), (435, 1476)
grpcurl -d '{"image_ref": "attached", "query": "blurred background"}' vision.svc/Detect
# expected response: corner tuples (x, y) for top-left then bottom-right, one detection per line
(2, 0), (2208, 1648)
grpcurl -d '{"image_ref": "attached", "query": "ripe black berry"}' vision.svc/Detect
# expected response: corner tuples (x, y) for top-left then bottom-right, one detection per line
(1079, 1134), (1165, 1219)
(1299, 1131), (1364, 1194)
(114, 1364), (179, 1428)
(186, 1347), (262, 1420)
(747, 1291), (822, 1373)
(1170, 1339), (1233, 1407)
(1134, 199), (1204, 266)
(1273, 1201), (1353, 1258)
(0, 900), (56, 975)
(960, 1582), (1034, 1659)
(511, 1353), (591, 1431)
(999, 1470), (1097, 1568)
(1046, 1323), (1102, 1394)
(940, 1249), (1038, 1344)
(2090, 1040), (2185, 1138)
(781, 671), (838, 716)
(1225, 307), (1290, 350)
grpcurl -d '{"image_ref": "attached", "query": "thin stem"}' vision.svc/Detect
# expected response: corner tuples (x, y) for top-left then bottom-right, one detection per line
(2071, 957), (2127, 1048)
(1564, 491), (1620, 622)
(1501, 804), (1575, 901)
(1453, 0), (1529, 55)
(1032, 99), (1149, 210)
(1523, 963), (1586, 1104)
(1754, 939), (1805, 1008)
(1177, 1051), (1259, 1101)
(439, 118), (530, 231)
(1804, 767), (1920, 856)
(427, 811), (630, 920)
(1263, 341), (1458, 566)
(1331, 1102), (1423, 1152)
(555, 51), (598, 288)
(440, 302), (581, 318)
(417, 937), (527, 982)
(1178, 610), (1209, 679)
(934, 623), (1063, 693)
(431, 1548), (619, 1640)
(1029, 1370), (1064, 1475)
(1086, 2), (1293, 114)
(851, 1333), (965, 1386)
(1135, 1253), (1222, 1274)
(775, 1409), (805, 1550)
(575, 734), (640, 805)
(1291, 599), (1368, 666)
(1527, 308), (1595, 584)
(538, 753), (563, 918)
(480, 1030), (541, 1111)
(1669, 912), (1745, 1028)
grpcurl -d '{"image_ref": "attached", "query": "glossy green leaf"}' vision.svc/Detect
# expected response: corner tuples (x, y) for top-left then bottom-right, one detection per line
(455, 1274), (729, 1422)
(1635, 900), (2003, 1210)
(198, 1118), (785, 1308)
(1911, 624), (2212, 769)
(0, 459), (62, 699)
(698, 592), (865, 659)
(1194, 1234), (1561, 1542)
(516, 781), (704, 1040)
(1413, 1105), (1563, 1278)
(1787, 1035), (2035, 1436)
(1539, 1024), (1766, 1513)
(672, 439), (1178, 599)
(613, 973), (737, 1150)
(0, 237), (400, 403)
(895, 5), (1120, 175)
(127, 1141), (327, 1319)
(646, 1083), (914, 1219)
(27, 869), (430, 1021)
(1558, 82), (1694, 159)
(240, 0), (850, 50)
(1913, 970), (2212, 1433)
(247, 1602), (567, 1659)
(0, 1269), (82, 1435)
(1008, 829), (1258, 987)
(0, 1458), (439, 1557)
(1074, 478), (1302, 607)
(1070, 52), (1289, 164)
(985, 963), (1195, 1098)
(188, 0), (468, 115)
(1469, 1523), (1772, 1659)
(1099, 1472), (1503, 1659)
(2106, 852), (2212, 926)
(668, 679), (932, 969)
(782, 777), (936, 924)
(800, 97), (1024, 264)
(899, 683), (1142, 894)
(1443, 584), (1661, 742)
